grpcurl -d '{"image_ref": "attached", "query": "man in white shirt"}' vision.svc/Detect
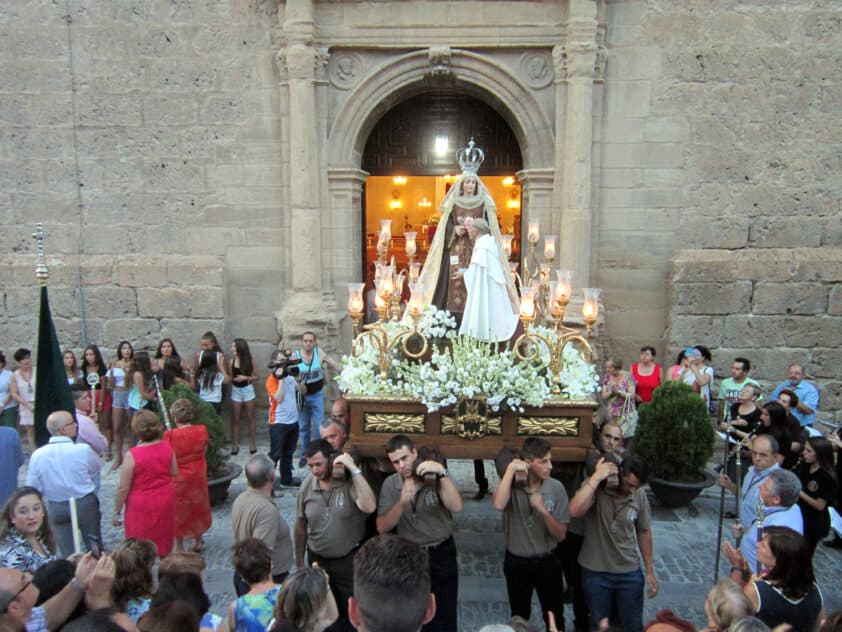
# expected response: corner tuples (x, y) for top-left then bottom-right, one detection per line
(25, 411), (103, 556)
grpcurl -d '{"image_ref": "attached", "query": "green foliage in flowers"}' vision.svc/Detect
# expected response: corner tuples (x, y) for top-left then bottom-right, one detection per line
(630, 381), (714, 482)
(158, 382), (227, 477)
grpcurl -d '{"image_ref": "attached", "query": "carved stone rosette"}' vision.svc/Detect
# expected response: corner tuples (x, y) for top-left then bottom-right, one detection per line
(516, 416), (580, 437)
(440, 396), (502, 440)
(363, 413), (425, 434)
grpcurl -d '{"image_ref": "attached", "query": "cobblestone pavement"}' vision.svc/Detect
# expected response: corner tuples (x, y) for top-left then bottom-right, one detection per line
(24, 428), (842, 631)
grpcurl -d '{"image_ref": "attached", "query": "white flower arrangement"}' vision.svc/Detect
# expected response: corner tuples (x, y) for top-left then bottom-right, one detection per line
(337, 307), (598, 411)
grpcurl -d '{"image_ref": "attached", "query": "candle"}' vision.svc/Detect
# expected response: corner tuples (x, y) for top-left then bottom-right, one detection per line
(502, 234), (514, 257)
(380, 218), (392, 243)
(409, 261), (421, 283)
(582, 288), (600, 320)
(527, 218), (540, 244)
(555, 269), (572, 301)
(405, 232), (417, 256)
(520, 285), (538, 319)
(347, 282), (365, 314)
(408, 282), (424, 315)
(543, 234), (556, 260)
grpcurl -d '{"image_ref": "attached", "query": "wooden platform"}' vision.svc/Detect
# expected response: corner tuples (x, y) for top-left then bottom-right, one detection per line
(347, 395), (597, 462)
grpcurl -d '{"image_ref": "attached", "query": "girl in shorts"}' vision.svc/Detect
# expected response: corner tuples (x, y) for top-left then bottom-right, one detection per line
(82, 344), (112, 459)
(10, 349), (35, 448)
(230, 338), (259, 456)
(109, 341), (134, 468)
(197, 350), (228, 417)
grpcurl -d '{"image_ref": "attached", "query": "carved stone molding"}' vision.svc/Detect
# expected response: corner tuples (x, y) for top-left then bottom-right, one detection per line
(519, 52), (553, 89)
(278, 44), (329, 81)
(329, 51), (364, 89)
(427, 45), (452, 76)
(552, 44), (567, 85)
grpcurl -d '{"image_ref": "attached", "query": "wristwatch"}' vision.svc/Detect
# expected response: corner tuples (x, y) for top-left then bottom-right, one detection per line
(439, 469), (449, 478)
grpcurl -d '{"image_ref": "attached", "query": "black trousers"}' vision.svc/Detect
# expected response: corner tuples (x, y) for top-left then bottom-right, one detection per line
(559, 532), (587, 632)
(422, 535), (459, 632)
(474, 460), (489, 491)
(269, 422), (299, 484)
(309, 548), (357, 632)
(504, 549), (565, 632)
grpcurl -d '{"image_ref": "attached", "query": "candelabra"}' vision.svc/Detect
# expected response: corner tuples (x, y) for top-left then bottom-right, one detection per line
(373, 218), (421, 322)
(514, 284), (596, 395)
(347, 282), (429, 383)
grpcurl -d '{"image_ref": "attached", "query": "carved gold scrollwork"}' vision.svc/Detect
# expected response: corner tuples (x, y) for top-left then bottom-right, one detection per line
(440, 397), (502, 440)
(363, 413), (425, 434)
(517, 416), (580, 437)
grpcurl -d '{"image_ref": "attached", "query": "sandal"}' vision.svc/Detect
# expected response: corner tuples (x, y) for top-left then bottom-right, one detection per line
(103, 449), (113, 462)
(192, 538), (205, 553)
(230, 448), (239, 456)
(110, 459), (123, 471)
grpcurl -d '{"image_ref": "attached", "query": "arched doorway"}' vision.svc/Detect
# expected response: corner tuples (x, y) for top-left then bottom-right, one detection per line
(359, 91), (524, 282)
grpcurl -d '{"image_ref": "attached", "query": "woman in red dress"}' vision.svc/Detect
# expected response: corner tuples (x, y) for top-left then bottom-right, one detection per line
(632, 345), (663, 405)
(113, 410), (177, 557)
(164, 399), (212, 553)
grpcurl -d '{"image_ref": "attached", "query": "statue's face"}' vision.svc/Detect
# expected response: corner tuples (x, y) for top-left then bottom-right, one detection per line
(462, 177), (477, 195)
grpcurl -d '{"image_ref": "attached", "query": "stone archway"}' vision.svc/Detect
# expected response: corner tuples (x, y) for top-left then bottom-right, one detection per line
(325, 47), (556, 297)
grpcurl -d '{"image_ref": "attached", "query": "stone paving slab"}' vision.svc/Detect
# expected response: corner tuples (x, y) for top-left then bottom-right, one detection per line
(22, 429), (842, 631)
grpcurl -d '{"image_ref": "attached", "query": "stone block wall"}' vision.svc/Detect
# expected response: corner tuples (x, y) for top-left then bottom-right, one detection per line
(0, 254), (225, 358)
(598, 0), (841, 424)
(667, 249), (842, 424)
(0, 0), (287, 363)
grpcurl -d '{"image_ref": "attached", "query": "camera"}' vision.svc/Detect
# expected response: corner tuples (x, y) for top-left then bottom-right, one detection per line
(268, 349), (301, 378)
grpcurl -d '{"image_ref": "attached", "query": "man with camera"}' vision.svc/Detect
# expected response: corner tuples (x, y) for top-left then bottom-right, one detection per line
(493, 437), (570, 631)
(266, 349), (306, 487)
(295, 439), (377, 632)
(569, 454), (658, 632)
(295, 332), (339, 467)
(377, 435), (463, 632)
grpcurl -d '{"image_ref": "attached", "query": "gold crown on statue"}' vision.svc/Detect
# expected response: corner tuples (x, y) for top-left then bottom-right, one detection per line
(457, 138), (485, 175)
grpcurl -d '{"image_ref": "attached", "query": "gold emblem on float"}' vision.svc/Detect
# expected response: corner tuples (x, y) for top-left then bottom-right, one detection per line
(441, 396), (502, 439)
(363, 413), (425, 434)
(516, 416), (579, 437)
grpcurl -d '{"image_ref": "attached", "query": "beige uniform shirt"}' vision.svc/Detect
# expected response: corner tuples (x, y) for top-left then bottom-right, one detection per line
(231, 488), (293, 576)
(578, 485), (651, 574)
(504, 477), (570, 558)
(297, 474), (367, 558)
(377, 473), (453, 546)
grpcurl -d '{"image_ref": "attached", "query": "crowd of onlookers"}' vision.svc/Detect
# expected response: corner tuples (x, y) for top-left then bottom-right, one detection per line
(0, 335), (840, 631)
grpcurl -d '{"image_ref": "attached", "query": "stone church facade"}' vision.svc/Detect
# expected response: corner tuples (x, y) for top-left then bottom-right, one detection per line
(0, 1), (839, 421)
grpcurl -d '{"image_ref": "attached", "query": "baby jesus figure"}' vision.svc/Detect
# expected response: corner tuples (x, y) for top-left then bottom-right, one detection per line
(458, 217), (519, 342)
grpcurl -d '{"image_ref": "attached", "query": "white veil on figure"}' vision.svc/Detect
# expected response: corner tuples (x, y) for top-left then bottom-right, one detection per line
(417, 174), (519, 315)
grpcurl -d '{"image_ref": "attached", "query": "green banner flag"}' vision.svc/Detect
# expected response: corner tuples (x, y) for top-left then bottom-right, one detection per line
(34, 285), (75, 447)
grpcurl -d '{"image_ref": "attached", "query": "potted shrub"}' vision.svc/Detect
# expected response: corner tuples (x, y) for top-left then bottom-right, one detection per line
(159, 382), (242, 505)
(630, 381), (716, 508)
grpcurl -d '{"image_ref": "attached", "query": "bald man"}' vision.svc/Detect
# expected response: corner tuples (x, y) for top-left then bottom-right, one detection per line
(25, 410), (103, 556)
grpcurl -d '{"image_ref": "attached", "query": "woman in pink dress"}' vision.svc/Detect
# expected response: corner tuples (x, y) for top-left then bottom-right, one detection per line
(164, 399), (211, 553)
(113, 410), (177, 557)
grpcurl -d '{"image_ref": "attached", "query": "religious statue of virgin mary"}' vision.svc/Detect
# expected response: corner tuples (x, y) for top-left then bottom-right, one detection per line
(417, 139), (520, 335)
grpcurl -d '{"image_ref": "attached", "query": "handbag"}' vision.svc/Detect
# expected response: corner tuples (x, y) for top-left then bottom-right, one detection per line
(617, 394), (638, 438)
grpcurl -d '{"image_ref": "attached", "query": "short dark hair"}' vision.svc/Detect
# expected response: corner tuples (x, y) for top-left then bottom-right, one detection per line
(149, 572), (209, 619)
(232, 538), (272, 585)
(305, 439), (333, 460)
(693, 345), (712, 361)
(734, 357), (751, 372)
(779, 388), (799, 407)
(13, 348), (30, 363)
(520, 437), (551, 461)
(60, 609), (125, 632)
(386, 434), (414, 454)
(640, 346), (656, 357)
(138, 601), (202, 632)
(621, 455), (649, 485)
(353, 535), (430, 632)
